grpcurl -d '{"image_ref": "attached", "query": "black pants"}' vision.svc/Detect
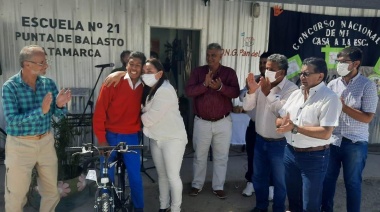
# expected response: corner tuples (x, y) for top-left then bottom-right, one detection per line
(245, 120), (274, 185)
(245, 120), (256, 182)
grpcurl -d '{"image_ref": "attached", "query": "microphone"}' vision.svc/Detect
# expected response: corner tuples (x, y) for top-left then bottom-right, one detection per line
(95, 63), (114, 68)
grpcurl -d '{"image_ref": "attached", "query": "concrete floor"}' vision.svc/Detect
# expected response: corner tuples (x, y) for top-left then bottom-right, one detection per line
(1, 145), (380, 212)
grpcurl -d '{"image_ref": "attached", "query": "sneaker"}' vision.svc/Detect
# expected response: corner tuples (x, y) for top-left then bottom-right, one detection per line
(212, 190), (227, 199)
(189, 187), (202, 196)
(268, 186), (274, 201)
(140, 156), (148, 162)
(242, 182), (255, 197)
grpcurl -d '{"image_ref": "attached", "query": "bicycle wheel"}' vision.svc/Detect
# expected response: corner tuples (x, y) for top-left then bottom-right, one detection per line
(114, 160), (133, 212)
(100, 193), (111, 212)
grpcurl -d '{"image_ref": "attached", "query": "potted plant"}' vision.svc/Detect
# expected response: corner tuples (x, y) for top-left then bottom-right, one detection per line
(27, 116), (93, 210)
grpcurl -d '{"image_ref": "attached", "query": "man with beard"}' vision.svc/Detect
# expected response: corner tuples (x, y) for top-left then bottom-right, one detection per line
(2, 45), (71, 212)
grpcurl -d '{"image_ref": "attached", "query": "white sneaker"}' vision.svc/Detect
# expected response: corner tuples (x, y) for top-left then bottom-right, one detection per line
(268, 186), (274, 201)
(140, 156), (148, 162)
(242, 182), (255, 197)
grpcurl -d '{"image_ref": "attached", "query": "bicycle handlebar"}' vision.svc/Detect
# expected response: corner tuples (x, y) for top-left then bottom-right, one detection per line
(65, 142), (144, 156)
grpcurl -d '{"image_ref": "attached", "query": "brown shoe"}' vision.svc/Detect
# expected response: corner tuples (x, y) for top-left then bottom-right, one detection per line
(189, 187), (202, 196)
(213, 190), (227, 199)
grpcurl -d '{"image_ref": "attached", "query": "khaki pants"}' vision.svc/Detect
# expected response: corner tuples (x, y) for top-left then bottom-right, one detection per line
(4, 133), (59, 212)
(191, 115), (232, 191)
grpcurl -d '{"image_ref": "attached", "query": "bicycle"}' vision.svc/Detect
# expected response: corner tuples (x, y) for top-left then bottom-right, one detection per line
(66, 142), (143, 212)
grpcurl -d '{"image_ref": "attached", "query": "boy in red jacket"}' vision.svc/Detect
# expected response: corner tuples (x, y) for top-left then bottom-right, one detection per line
(93, 51), (146, 212)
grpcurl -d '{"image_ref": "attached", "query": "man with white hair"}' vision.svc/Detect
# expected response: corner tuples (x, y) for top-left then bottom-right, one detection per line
(2, 45), (71, 212)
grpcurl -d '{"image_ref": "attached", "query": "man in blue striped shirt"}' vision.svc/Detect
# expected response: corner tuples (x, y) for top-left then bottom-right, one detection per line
(2, 45), (72, 212)
(322, 47), (379, 212)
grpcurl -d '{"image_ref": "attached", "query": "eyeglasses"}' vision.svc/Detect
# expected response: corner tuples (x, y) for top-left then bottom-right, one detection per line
(27, 60), (49, 66)
(335, 59), (352, 64)
(299, 71), (320, 77)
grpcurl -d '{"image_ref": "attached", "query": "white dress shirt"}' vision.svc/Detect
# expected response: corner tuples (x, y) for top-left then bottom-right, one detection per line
(141, 80), (187, 142)
(279, 82), (342, 148)
(243, 78), (298, 138)
(124, 72), (142, 90)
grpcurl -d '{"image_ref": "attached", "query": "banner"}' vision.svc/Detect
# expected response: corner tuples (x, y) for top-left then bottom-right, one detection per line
(268, 8), (380, 94)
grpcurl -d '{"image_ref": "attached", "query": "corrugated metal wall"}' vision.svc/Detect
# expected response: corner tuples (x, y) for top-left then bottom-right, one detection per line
(0, 0), (379, 143)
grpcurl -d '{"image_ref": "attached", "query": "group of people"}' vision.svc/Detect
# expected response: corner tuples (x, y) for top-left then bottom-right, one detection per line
(239, 47), (377, 212)
(1, 43), (377, 212)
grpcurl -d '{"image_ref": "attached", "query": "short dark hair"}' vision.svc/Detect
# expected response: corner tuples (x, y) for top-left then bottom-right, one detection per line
(337, 47), (363, 68)
(260, 52), (271, 59)
(302, 57), (327, 81)
(150, 51), (159, 59)
(129, 51), (146, 66)
(267, 54), (288, 75)
(120, 50), (131, 59)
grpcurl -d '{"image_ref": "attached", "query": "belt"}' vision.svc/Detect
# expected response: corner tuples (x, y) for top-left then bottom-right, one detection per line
(197, 113), (230, 122)
(291, 144), (330, 152)
(17, 132), (50, 140)
(342, 137), (353, 142)
(261, 136), (285, 142)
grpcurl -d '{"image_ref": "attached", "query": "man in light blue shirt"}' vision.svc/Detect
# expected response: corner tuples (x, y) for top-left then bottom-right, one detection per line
(322, 47), (378, 212)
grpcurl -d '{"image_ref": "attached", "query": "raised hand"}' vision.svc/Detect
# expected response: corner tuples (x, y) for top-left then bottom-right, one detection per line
(209, 78), (222, 90)
(56, 88), (72, 108)
(42, 92), (53, 114)
(247, 73), (261, 94)
(260, 76), (272, 96)
(104, 71), (126, 87)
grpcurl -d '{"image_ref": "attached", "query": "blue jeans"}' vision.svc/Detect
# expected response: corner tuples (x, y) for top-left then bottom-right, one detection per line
(100, 131), (144, 210)
(252, 134), (286, 212)
(322, 139), (368, 212)
(284, 145), (330, 212)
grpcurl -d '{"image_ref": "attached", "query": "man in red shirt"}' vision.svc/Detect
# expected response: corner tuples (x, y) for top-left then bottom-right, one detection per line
(186, 43), (240, 199)
(93, 51), (146, 212)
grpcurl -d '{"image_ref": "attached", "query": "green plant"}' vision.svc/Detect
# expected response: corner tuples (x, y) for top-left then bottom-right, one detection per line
(52, 117), (81, 179)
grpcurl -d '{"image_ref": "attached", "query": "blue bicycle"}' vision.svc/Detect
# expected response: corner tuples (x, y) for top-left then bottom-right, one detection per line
(67, 142), (143, 212)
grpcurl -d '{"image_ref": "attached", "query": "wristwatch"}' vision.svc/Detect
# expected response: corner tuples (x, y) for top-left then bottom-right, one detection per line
(291, 124), (298, 134)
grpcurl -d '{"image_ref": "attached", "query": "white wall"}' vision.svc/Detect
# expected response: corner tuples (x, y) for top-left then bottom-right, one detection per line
(0, 0), (270, 129)
(1, 0), (379, 143)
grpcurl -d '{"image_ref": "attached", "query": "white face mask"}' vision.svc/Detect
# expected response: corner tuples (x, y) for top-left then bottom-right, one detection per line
(336, 63), (351, 76)
(141, 73), (158, 87)
(265, 69), (277, 83)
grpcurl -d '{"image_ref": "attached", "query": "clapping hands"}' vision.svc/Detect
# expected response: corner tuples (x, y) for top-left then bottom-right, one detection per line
(276, 113), (294, 133)
(247, 73), (261, 94)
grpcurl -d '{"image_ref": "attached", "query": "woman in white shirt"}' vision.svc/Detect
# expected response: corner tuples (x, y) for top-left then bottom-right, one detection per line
(141, 58), (188, 212)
